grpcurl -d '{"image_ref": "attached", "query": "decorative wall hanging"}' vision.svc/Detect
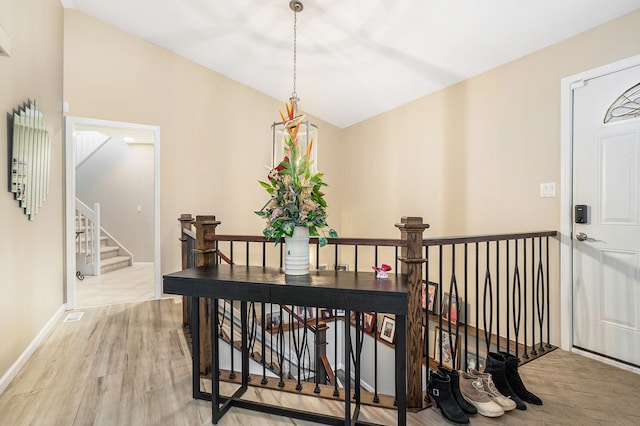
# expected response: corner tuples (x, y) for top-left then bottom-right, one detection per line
(9, 100), (51, 220)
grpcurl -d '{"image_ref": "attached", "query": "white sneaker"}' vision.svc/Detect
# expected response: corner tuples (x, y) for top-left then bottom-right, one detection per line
(468, 368), (517, 412)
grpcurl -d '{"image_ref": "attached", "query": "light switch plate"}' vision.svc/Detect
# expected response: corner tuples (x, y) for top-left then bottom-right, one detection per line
(540, 182), (556, 198)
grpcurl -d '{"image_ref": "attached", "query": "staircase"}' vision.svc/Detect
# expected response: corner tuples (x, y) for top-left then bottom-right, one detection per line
(75, 198), (132, 276)
(96, 232), (132, 274)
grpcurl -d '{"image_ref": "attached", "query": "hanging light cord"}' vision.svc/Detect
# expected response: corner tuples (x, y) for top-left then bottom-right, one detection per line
(292, 9), (298, 100)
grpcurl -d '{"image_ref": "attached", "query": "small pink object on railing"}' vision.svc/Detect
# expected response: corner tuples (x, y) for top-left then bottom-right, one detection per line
(372, 263), (392, 279)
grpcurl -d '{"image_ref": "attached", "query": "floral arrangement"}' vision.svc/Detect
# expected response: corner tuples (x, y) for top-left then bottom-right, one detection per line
(256, 99), (337, 247)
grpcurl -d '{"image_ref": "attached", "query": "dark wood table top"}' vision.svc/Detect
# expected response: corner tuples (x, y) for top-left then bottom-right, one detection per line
(163, 264), (408, 314)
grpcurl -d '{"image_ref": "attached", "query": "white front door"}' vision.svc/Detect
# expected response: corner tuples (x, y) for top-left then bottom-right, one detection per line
(572, 65), (640, 368)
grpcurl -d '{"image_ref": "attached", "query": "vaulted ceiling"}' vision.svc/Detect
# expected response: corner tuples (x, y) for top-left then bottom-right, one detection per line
(62, 0), (640, 128)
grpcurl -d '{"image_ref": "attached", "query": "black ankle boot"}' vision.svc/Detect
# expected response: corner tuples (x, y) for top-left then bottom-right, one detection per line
(438, 366), (477, 415)
(427, 369), (469, 424)
(484, 352), (527, 410)
(498, 351), (543, 405)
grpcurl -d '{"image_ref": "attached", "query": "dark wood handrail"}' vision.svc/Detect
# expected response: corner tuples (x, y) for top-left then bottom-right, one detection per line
(204, 231), (558, 248)
(423, 230), (558, 246)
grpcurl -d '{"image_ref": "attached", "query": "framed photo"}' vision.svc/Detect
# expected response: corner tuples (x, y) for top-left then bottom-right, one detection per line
(335, 309), (345, 317)
(320, 308), (333, 320)
(466, 353), (485, 371)
(434, 326), (459, 369)
(422, 281), (438, 313)
(295, 305), (315, 320)
(379, 315), (396, 344)
(441, 293), (459, 325)
(335, 263), (349, 271)
(265, 311), (281, 331)
(362, 312), (375, 334)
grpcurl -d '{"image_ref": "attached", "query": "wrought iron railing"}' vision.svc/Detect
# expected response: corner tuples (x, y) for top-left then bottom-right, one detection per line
(176, 213), (558, 410)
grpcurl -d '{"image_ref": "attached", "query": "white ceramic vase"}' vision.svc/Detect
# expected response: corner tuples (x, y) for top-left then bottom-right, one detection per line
(284, 226), (310, 275)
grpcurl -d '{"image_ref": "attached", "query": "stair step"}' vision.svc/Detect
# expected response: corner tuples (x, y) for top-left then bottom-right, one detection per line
(100, 246), (119, 260)
(100, 256), (131, 274)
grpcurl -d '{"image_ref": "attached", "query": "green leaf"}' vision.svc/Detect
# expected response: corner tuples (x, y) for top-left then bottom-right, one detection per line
(318, 237), (327, 247)
(328, 229), (338, 238)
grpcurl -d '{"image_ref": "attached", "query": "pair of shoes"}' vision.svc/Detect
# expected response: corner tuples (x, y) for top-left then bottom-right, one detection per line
(484, 352), (543, 410)
(427, 369), (470, 424)
(467, 368), (517, 411)
(500, 351), (543, 405)
(458, 371), (505, 417)
(438, 367), (477, 415)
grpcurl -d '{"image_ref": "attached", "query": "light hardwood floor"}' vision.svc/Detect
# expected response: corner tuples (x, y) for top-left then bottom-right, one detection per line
(75, 263), (155, 308)
(1, 299), (639, 425)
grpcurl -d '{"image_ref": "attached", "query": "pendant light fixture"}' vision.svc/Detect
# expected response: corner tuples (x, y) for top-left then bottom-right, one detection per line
(272, 0), (318, 173)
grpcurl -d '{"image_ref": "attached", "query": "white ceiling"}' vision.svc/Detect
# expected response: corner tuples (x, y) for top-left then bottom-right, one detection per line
(63, 0), (640, 128)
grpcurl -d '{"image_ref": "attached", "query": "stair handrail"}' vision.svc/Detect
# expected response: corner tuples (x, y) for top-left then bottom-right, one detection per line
(75, 198), (101, 276)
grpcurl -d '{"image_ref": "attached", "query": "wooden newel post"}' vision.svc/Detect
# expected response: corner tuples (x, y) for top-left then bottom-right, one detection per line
(193, 215), (221, 376)
(178, 213), (194, 326)
(396, 216), (429, 409)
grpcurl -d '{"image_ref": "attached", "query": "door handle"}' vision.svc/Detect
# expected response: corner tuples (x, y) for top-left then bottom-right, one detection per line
(576, 232), (589, 241)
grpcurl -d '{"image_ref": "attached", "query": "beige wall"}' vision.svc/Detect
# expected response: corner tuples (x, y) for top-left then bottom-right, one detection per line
(0, 0), (64, 379)
(342, 10), (640, 343)
(63, 10), (344, 276)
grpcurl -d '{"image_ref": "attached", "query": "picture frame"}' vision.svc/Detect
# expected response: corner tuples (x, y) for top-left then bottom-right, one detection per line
(466, 353), (485, 371)
(362, 312), (375, 334)
(265, 311), (281, 331)
(434, 326), (459, 369)
(320, 308), (333, 320)
(422, 281), (438, 313)
(441, 292), (459, 325)
(379, 315), (396, 344)
(335, 263), (349, 271)
(295, 305), (315, 321)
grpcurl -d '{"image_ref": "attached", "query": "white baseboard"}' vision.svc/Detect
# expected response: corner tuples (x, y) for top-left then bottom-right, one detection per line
(0, 304), (66, 395)
(572, 347), (640, 375)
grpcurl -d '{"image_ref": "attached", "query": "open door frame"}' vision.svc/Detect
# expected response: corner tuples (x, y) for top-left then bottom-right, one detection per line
(64, 116), (161, 309)
(559, 53), (640, 354)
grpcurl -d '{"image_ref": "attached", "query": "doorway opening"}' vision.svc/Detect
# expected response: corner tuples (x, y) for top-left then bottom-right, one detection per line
(64, 116), (160, 309)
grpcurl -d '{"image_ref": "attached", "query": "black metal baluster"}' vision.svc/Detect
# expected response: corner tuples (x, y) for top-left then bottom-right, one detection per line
(334, 245), (338, 271)
(546, 237), (552, 349)
(246, 241), (250, 266)
(536, 238), (546, 352)
(512, 240), (522, 358)
(230, 241), (234, 264)
(438, 245), (443, 364)
(475, 242), (479, 367)
(483, 242), (493, 354)
(523, 239), (529, 359)
(333, 307), (339, 397)
(424, 246), (430, 403)
(395, 246), (399, 275)
(506, 240), (511, 354)
(530, 237), (538, 356)
(261, 302), (268, 385)
(314, 307), (321, 394)
(278, 305), (285, 388)
(262, 241), (266, 267)
(229, 299), (236, 380)
(464, 243), (469, 370)
(279, 244), (283, 270)
(354, 245), (359, 271)
(449, 245), (460, 370)
(373, 311), (379, 403)
(496, 241), (500, 353)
